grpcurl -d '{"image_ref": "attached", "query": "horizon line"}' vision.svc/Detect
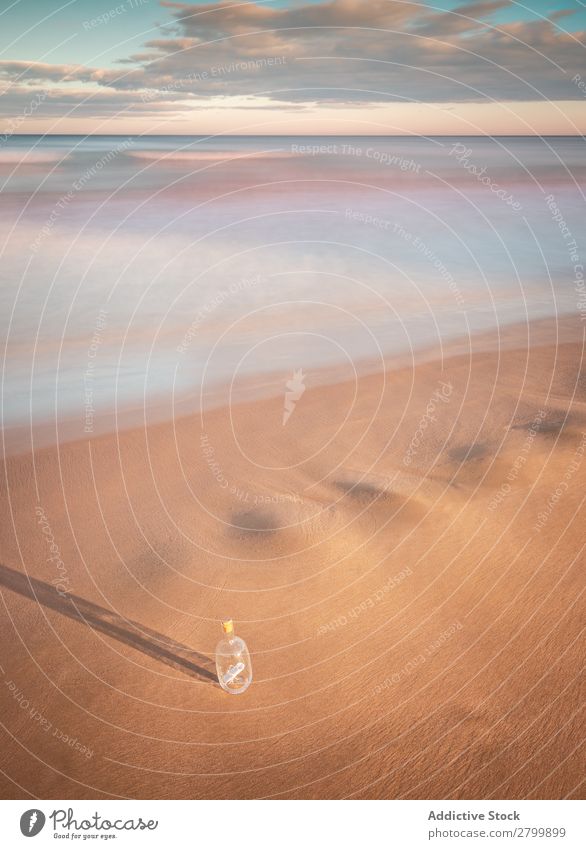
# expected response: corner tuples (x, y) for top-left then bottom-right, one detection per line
(5, 132), (585, 138)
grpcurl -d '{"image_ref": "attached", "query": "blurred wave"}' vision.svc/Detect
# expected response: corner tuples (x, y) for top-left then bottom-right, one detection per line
(0, 134), (584, 434)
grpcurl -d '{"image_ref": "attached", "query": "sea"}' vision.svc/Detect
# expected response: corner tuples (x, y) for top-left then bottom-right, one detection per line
(1, 134), (584, 440)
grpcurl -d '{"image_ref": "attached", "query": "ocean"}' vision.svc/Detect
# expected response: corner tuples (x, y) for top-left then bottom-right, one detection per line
(1, 134), (584, 436)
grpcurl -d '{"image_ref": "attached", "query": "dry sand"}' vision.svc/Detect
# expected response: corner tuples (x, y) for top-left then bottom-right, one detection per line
(0, 315), (584, 799)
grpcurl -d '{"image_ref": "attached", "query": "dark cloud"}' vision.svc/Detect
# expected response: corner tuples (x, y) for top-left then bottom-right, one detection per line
(165, 0), (416, 32)
(120, 0), (586, 103)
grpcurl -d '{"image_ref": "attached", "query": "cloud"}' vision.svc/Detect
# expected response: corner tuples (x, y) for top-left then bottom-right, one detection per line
(122, 0), (586, 103)
(0, 0), (584, 119)
(164, 0), (417, 32)
(0, 88), (196, 123)
(0, 61), (98, 84)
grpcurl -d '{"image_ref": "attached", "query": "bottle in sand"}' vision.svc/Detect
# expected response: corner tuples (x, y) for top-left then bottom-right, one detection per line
(215, 619), (253, 694)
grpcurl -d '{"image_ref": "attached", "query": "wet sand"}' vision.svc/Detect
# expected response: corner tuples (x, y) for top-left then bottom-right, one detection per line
(0, 315), (584, 799)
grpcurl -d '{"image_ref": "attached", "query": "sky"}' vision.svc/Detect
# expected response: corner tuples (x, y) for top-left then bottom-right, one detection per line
(0, 0), (585, 135)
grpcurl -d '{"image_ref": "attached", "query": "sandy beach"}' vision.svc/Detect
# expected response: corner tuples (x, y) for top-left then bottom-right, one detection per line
(0, 314), (584, 800)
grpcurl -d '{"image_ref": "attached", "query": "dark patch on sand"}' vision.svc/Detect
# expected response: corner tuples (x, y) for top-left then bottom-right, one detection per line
(230, 508), (280, 537)
(511, 412), (575, 437)
(448, 443), (488, 463)
(537, 418), (568, 435)
(333, 478), (393, 503)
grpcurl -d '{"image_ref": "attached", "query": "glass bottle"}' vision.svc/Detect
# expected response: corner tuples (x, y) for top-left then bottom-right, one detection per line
(215, 619), (253, 694)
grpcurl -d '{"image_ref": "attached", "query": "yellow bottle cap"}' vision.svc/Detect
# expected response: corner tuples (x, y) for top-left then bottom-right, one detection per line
(221, 619), (234, 635)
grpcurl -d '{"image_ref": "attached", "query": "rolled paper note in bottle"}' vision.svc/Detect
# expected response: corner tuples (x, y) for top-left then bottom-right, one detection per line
(215, 619), (253, 694)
